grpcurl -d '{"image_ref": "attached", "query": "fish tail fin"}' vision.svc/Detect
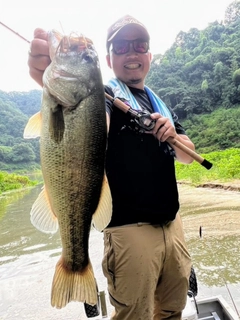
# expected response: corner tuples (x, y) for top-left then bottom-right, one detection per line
(51, 257), (98, 308)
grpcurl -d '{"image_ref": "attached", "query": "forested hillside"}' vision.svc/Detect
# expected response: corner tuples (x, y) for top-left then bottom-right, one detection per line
(0, 90), (41, 171)
(146, 0), (240, 152)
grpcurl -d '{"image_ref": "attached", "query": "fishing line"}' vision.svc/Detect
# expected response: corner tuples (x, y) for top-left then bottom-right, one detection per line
(59, 21), (65, 35)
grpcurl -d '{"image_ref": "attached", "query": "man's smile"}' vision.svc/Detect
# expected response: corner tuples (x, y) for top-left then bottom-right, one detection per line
(124, 63), (141, 69)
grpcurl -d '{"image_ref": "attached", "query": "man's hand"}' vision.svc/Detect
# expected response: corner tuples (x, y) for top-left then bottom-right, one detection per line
(149, 113), (195, 164)
(150, 113), (177, 142)
(28, 28), (51, 87)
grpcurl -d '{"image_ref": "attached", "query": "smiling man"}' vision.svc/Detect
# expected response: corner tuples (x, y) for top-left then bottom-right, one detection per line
(106, 16), (151, 89)
(28, 14), (195, 320)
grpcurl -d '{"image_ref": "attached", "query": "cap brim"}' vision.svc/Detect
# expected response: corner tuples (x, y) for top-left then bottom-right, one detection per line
(107, 23), (150, 42)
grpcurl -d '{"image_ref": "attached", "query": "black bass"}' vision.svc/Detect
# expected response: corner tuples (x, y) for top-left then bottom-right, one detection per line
(24, 30), (112, 308)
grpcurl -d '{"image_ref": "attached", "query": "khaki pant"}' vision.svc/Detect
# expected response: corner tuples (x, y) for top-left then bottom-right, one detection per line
(102, 213), (191, 320)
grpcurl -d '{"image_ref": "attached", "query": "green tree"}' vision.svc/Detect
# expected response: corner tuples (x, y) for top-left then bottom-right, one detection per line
(10, 143), (36, 163)
(201, 80), (209, 91)
(232, 68), (240, 85)
(224, 0), (240, 24)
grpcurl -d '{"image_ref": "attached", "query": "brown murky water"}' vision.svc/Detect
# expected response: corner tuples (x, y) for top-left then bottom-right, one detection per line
(179, 183), (240, 316)
(0, 183), (239, 319)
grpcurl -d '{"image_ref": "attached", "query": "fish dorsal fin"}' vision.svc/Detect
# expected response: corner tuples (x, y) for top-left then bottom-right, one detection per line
(30, 186), (59, 234)
(92, 174), (112, 231)
(23, 111), (42, 139)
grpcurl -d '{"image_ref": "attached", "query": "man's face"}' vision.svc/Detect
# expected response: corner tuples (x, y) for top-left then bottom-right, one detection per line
(106, 26), (152, 89)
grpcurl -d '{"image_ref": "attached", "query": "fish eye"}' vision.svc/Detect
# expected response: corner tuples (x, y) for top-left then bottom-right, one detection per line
(82, 51), (94, 63)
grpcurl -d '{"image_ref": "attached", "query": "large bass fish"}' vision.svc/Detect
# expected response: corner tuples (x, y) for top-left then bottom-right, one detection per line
(24, 30), (112, 309)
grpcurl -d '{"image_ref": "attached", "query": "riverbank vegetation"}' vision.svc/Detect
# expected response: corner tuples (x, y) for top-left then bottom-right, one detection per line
(175, 147), (240, 186)
(0, 171), (39, 195)
(0, 147), (239, 195)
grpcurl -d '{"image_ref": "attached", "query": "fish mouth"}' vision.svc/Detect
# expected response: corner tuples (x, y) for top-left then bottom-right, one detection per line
(124, 63), (142, 70)
(59, 34), (94, 54)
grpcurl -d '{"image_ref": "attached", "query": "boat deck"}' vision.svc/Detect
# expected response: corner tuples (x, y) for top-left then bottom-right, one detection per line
(197, 296), (239, 320)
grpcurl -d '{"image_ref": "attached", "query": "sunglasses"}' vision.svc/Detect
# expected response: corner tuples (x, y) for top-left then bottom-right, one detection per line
(110, 39), (149, 55)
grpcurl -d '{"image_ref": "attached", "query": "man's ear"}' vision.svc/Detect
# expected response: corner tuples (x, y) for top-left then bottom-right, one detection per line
(106, 54), (112, 68)
(149, 52), (153, 61)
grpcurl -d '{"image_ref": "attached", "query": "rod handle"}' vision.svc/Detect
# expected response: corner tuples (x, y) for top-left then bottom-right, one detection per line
(168, 138), (212, 170)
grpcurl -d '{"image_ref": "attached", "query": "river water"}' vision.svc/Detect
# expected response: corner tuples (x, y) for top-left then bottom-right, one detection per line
(0, 183), (239, 319)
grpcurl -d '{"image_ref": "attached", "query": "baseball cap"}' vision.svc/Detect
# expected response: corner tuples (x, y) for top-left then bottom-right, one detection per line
(106, 15), (150, 52)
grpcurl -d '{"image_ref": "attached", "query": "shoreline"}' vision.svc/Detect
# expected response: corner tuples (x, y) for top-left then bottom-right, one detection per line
(178, 180), (240, 192)
(1, 179), (240, 197)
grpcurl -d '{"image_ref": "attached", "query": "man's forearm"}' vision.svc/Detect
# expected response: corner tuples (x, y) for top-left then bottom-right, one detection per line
(172, 134), (195, 164)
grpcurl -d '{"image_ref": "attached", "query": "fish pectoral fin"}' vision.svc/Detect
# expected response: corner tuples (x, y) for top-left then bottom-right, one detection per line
(51, 258), (98, 308)
(23, 111), (42, 139)
(92, 174), (112, 231)
(30, 186), (58, 234)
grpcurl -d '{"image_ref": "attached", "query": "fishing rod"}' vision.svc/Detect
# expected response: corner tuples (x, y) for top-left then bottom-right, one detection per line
(105, 93), (213, 170)
(1, 21), (213, 170)
(0, 21), (30, 43)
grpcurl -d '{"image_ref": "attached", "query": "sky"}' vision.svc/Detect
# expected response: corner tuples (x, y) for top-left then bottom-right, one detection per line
(0, 0), (233, 92)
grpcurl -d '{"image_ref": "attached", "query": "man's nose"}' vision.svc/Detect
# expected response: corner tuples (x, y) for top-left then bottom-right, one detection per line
(127, 43), (137, 55)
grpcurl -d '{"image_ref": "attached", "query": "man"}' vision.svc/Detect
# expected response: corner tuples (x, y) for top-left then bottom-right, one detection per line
(28, 15), (194, 320)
